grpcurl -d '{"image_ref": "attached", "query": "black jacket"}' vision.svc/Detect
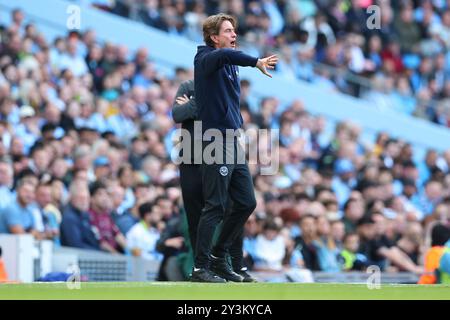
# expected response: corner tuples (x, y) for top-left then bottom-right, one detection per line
(172, 79), (197, 134)
(172, 79), (200, 164)
(194, 45), (258, 132)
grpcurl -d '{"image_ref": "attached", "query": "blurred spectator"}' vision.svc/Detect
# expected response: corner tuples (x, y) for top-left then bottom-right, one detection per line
(314, 215), (341, 272)
(60, 182), (99, 250)
(88, 181), (127, 254)
(252, 220), (286, 272)
(0, 246), (8, 282)
(107, 96), (139, 143)
(156, 206), (190, 281)
(358, 213), (423, 273)
(0, 159), (14, 211)
(31, 181), (60, 244)
(418, 223), (450, 284)
(294, 215), (320, 271)
(340, 231), (369, 271)
(342, 198), (365, 233)
(126, 201), (162, 261)
(0, 179), (38, 237)
(58, 39), (88, 77)
(109, 182), (138, 235)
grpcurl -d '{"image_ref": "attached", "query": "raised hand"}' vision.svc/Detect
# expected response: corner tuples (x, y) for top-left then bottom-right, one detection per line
(256, 54), (278, 78)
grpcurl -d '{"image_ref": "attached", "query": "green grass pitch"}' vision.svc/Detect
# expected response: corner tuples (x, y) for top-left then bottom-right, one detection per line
(0, 282), (449, 300)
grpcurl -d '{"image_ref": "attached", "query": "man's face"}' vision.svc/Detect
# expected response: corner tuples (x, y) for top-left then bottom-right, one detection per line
(300, 217), (316, 238)
(36, 186), (52, 208)
(346, 201), (364, 221)
(158, 199), (173, 219)
(264, 229), (278, 241)
(0, 163), (12, 186)
(145, 210), (161, 226)
(18, 183), (36, 206)
(109, 185), (125, 208)
(212, 20), (237, 49)
(33, 150), (50, 172)
(92, 189), (112, 212)
(72, 189), (90, 212)
(331, 222), (345, 242)
(345, 235), (360, 253)
(359, 223), (376, 240)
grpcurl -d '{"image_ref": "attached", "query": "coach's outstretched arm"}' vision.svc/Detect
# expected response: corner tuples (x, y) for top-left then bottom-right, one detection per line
(198, 48), (278, 77)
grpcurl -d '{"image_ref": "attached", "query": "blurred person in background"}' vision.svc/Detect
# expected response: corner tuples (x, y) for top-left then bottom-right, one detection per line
(294, 215), (320, 271)
(109, 181), (138, 235)
(0, 159), (14, 211)
(126, 201), (163, 261)
(418, 224), (450, 284)
(31, 181), (60, 244)
(338, 232), (369, 271)
(314, 215), (341, 272)
(88, 181), (127, 254)
(0, 179), (38, 237)
(60, 181), (99, 250)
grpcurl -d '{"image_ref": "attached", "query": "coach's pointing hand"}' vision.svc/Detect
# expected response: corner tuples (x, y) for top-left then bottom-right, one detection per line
(256, 55), (278, 78)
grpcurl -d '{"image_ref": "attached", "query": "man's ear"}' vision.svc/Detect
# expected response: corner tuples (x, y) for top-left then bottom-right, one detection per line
(210, 34), (219, 45)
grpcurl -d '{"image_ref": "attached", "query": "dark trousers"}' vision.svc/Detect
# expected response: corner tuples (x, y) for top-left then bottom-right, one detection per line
(194, 141), (257, 269)
(179, 163), (247, 270)
(179, 163), (203, 256)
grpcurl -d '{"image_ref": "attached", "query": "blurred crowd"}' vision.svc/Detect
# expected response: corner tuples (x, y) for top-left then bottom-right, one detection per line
(0, 6), (450, 282)
(90, 0), (450, 127)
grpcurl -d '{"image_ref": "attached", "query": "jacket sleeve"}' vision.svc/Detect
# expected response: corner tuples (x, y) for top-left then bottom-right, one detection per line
(60, 214), (98, 250)
(156, 219), (180, 254)
(171, 82), (198, 123)
(199, 49), (258, 75)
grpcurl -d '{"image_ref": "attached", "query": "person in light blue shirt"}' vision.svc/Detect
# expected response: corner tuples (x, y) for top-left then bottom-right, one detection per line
(14, 106), (40, 155)
(411, 180), (444, 219)
(0, 160), (14, 212)
(107, 97), (138, 143)
(0, 179), (36, 235)
(58, 40), (88, 77)
(332, 158), (357, 207)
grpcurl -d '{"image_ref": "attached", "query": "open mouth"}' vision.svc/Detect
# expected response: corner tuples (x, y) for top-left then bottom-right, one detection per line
(230, 41), (236, 47)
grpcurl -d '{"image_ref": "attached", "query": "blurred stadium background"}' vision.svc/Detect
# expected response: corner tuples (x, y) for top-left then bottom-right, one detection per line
(0, 0), (450, 291)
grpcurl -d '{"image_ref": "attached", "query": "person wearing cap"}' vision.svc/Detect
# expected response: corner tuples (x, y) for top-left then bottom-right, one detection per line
(14, 105), (39, 154)
(93, 156), (111, 181)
